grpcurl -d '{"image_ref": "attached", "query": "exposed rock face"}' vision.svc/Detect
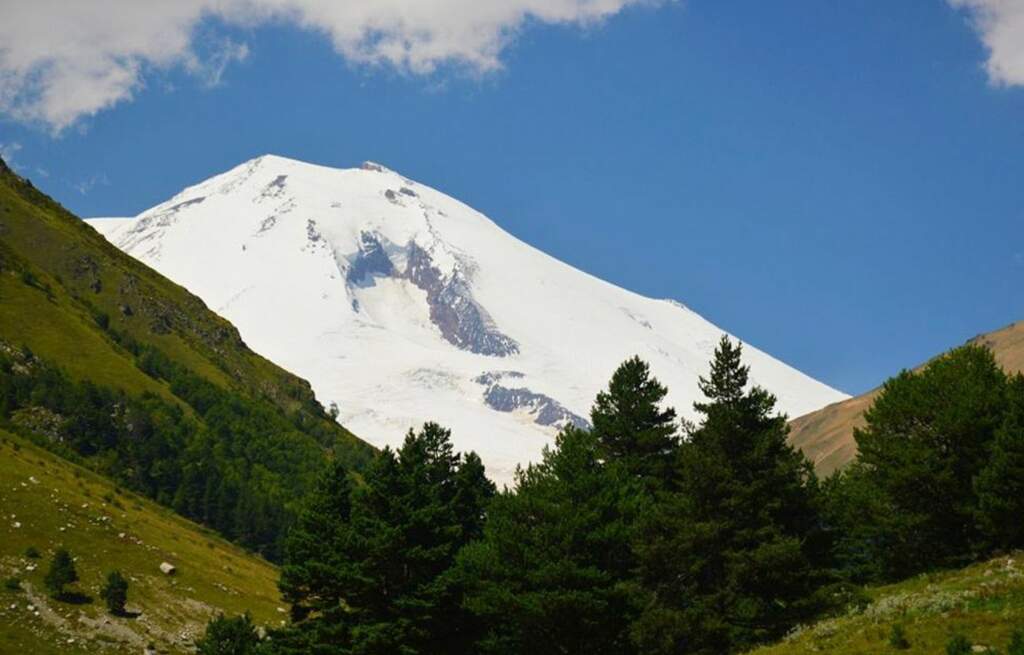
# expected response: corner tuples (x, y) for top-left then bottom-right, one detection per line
(475, 371), (590, 430)
(346, 232), (395, 287)
(69, 254), (102, 293)
(10, 406), (65, 442)
(306, 219), (322, 244)
(117, 197), (206, 260)
(258, 175), (288, 201)
(345, 233), (519, 357)
(161, 197), (206, 216)
(404, 242), (519, 357)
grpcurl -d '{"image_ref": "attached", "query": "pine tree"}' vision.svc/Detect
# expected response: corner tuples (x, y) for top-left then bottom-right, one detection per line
(820, 463), (894, 582)
(101, 570), (129, 615)
(457, 425), (644, 655)
(632, 336), (830, 654)
(852, 344), (1008, 577)
(274, 423), (495, 654)
(44, 547), (78, 599)
(452, 451), (493, 543)
(591, 356), (678, 490)
(278, 459), (354, 622)
(975, 374), (1024, 550)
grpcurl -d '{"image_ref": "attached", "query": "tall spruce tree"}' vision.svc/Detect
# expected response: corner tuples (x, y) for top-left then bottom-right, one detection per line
(591, 356), (679, 490)
(457, 425), (644, 655)
(273, 423), (494, 655)
(632, 336), (829, 654)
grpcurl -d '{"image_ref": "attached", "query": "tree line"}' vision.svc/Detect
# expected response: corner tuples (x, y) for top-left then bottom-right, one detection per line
(198, 336), (1024, 654)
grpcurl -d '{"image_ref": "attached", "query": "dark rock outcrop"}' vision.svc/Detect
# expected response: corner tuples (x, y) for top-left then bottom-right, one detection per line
(345, 233), (519, 357)
(475, 372), (589, 429)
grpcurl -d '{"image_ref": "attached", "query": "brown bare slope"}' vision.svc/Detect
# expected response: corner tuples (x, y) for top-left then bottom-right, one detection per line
(789, 321), (1024, 476)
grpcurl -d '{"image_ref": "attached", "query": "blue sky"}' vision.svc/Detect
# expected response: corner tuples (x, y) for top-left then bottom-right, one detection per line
(1, 1), (1022, 396)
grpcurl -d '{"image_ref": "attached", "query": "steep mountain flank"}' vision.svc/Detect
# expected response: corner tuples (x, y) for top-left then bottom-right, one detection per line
(0, 156), (374, 556)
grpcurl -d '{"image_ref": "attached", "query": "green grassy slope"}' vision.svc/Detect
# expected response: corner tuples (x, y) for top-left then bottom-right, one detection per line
(750, 553), (1024, 654)
(0, 155), (371, 464)
(0, 429), (283, 655)
(0, 155), (376, 558)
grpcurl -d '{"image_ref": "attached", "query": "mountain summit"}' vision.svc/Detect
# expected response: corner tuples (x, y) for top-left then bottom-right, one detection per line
(88, 155), (847, 482)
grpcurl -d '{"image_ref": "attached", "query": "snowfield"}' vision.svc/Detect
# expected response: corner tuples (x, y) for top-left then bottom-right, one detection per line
(87, 155), (848, 484)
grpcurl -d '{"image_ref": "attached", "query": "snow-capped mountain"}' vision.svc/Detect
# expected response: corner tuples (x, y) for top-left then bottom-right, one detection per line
(88, 155), (848, 483)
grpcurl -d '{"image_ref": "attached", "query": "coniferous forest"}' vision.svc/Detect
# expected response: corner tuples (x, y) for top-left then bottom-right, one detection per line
(189, 336), (1024, 655)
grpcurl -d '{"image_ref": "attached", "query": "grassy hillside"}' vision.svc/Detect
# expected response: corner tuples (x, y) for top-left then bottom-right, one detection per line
(0, 429), (283, 655)
(750, 552), (1024, 654)
(789, 320), (1024, 476)
(0, 155), (375, 557)
(0, 155), (368, 453)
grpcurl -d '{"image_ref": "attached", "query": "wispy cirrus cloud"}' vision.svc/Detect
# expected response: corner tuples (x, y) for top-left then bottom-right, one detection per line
(0, 141), (21, 166)
(0, 0), (654, 133)
(73, 172), (110, 196)
(950, 0), (1024, 86)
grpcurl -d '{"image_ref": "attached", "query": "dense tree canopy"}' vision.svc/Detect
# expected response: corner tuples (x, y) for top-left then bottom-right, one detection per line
(829, 345), (1017, 580)
(275, 423), (495, 654)
(975, 373), (1024, 550)
(456, 426), (643, 655)
(632, 336), (831, 654)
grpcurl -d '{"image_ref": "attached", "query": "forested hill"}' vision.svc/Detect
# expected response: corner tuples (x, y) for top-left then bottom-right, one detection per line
(0, 156), (374, 558)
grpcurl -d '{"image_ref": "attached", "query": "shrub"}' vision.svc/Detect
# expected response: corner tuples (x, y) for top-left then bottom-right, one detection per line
(43, 547), (78, 598)
(1009, 628), (1024, 655)
(947, 634), (973, 655)
(23, 546), (40, 559)
(195, 613), (260, 655)
(19, 269), (37, 287)
(3, 577), (21, 591)
(101, 570), (129, 615)
(889, 623), (910, 649)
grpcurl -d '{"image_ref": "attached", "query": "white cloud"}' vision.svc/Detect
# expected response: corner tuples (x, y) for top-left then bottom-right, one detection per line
(0, 141), (21, 166)
(72, 171), (110, 195)
(185, 36), (250, 88)
(950, 0), (1024, 86)
(0, 0), (651, 132)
